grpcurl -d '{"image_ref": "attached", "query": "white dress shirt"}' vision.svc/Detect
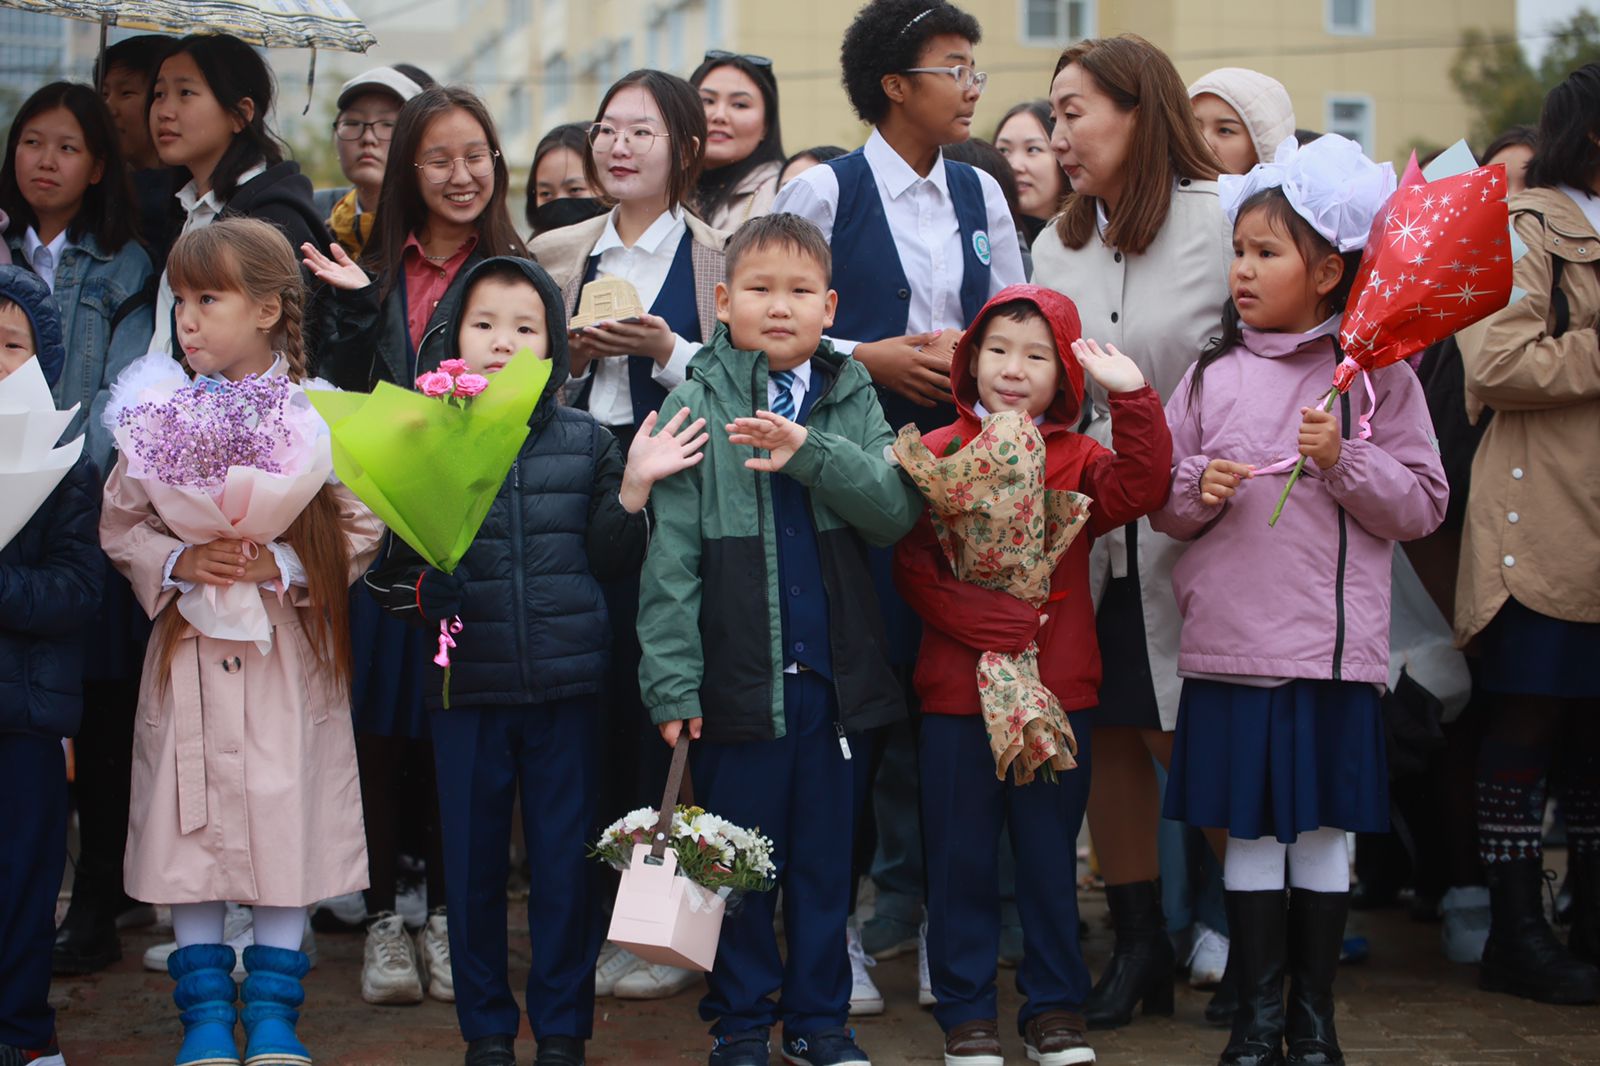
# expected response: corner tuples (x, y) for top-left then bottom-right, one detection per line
(22, 226), (71, 293)
(570, 206), (702, 428)
(152, 163), (268, 356)
(770, 128), (1026, 352)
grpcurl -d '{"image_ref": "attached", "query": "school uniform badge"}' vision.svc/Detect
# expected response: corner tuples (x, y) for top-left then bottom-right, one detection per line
(972, 230), (992, 266)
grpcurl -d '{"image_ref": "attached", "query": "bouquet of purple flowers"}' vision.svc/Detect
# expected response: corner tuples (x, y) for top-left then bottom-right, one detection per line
(118, 374), (300, 496)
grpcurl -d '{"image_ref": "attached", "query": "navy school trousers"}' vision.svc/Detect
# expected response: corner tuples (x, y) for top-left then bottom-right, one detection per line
(430, 698), (601, 1043)
(691, 670), (871, 1038)
(0, 733), (67, 1049)
(921, 709), (1095, 1034)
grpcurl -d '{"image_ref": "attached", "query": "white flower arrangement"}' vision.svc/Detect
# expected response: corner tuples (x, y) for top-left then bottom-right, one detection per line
(591, 804), (776, 894)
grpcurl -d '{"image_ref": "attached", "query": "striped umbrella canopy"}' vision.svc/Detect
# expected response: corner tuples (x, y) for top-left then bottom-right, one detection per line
(1, 0), (377, 52)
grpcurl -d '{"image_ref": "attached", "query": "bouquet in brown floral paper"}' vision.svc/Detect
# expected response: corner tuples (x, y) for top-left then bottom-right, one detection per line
(893, 409), (1092, 784)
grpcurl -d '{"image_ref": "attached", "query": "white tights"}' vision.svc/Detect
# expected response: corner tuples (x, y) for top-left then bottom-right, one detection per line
(170, 902), (307, 951)
(1223, 826), (1350, 893)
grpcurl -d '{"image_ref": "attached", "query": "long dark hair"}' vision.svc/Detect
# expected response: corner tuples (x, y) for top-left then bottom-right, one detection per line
(1189, 187), (1360, 402)
(1526, 62), (1599, 193)
(582, 70), (707, 214)
(0, 81), (137, 252)
(689, 54), (784, 221)
(362, 85), (527, 300)
(156, 34), (285, 201)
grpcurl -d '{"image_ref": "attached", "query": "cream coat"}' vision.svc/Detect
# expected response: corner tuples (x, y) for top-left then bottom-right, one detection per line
(1455, 186), (1600, 644)
(1032, 181), (1233, 728)
(101, 461), (383, 906)
(702, 160), (781, 231)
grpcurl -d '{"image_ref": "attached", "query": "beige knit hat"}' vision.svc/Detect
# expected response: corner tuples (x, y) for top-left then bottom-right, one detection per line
(1188, 67), (1296, 166)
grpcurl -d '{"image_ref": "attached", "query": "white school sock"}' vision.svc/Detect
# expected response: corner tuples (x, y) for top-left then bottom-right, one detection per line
(171, 900), (228, 947)
(1224, 834), (1288, 891)
(251, 904), (309, 950)
(1286, 826), (1351, 892)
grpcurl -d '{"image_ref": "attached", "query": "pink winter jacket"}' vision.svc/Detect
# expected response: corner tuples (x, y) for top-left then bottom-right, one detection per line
(1151, 321), (1448, 685)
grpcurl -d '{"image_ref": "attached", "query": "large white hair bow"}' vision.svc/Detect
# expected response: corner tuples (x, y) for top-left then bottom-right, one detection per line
(1217, 134), (1397, 253)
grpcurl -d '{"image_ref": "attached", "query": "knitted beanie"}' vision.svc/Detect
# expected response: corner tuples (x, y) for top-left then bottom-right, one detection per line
(1188, 67), (1296, 167)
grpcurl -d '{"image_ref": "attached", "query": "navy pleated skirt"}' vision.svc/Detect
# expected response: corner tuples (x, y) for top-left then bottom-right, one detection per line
(1163, 678), (1388, 843)
(348, 584), (432, 739)
(1477, 597), (1600, 699)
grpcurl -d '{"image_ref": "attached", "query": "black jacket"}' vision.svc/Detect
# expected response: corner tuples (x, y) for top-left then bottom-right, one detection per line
(0, 266), (103, 738)
(220, 161), (330, 256)
(366, 257), (649, 709)
(307, 246), (488, 392)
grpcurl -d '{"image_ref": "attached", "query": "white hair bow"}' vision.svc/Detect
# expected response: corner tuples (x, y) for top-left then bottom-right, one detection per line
(1217, 134), (1397, 253)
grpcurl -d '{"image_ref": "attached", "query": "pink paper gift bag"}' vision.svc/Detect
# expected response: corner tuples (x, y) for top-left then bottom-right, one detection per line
(606, 842), (727, 971)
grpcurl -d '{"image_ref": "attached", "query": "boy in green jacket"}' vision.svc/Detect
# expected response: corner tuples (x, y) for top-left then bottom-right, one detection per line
(638, 213), (921, 1066)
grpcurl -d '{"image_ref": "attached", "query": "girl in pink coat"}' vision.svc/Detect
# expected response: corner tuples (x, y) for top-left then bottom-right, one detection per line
(1150, 135), (1447, 1066)
(100, 219), (381, 1066)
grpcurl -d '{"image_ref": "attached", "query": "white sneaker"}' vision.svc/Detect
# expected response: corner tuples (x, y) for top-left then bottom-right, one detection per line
(1440, 885), (1491, 964)
(417, 909), (454, 1002)
(612, 960), (700, 999)
(1187, 923), (1229, 988)
(396, 878), (428, 932)
(595, 942), (644, 996)
(362, 911), (424, 1004)
(917, 917), (935, 1008)
(313, 890), (367, 927)
(847, 924), (884, 1015)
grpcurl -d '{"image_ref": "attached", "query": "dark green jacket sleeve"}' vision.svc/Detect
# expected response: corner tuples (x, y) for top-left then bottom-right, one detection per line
(636, 389), (706, 725)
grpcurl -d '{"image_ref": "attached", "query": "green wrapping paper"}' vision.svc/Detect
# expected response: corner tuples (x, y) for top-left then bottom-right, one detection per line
(306, 351), (551, 573)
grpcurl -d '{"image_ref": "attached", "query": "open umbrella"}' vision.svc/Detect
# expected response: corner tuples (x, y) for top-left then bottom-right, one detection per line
(0, 0), (376, 107)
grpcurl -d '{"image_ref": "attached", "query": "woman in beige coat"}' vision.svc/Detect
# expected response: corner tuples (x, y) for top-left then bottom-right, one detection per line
(100, 219), (384, 1065)
(1453, 62), (1600, 1006)
(1030, 34), (1232, 1029)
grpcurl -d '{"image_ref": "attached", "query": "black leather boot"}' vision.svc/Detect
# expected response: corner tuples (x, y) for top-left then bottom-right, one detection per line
(1284, 890), (1347, 1066)
(1566, 852), (1600, 966)
(1217, 890), (1285, 1066)
(1480, 858), (1599, 1004)
(1083, 880), (1175, 1030)
(1205, 951), (1239, 1026)
(51, 868), (122, 975)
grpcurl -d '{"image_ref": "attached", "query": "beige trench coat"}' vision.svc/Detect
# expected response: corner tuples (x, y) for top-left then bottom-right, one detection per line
(703, 160), (782, 232)
(1454, 186), (1600, 644)
(1032, 181), (1233, 729)
(101, 458), (383, 906)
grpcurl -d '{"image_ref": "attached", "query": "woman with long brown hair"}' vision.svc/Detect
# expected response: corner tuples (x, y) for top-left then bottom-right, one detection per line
(1031, 33), (1234, 1031)
(100, 217), (382, 1066)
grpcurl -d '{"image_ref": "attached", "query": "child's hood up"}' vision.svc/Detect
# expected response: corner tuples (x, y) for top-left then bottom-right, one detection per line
(0, 265), (63, 387)
(431, 256), (569, 424)
(949, 284), (1087, 427)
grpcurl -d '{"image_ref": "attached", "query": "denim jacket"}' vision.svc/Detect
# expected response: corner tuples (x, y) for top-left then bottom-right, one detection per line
(10, 231), (155, 477)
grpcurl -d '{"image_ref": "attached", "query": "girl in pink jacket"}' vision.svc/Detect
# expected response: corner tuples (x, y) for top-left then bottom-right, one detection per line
(1150, 135), (1447, 1066)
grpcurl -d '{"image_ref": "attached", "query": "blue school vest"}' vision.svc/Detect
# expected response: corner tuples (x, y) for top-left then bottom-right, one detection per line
(824, 149), (992, 434)
(770, 372), (831, 678)
(580, 230), (702, 429)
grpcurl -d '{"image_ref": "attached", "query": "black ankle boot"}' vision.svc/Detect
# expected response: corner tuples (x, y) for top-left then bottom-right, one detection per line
(1083, 879), (1175, 1030)
(1218, 891), (1285, 1066)
(1480, 858), (1599, 1004)
(1566, 852), (1600, 966)
(52, 869), (123, 975)
(1205, 952), (1239, 1027)
(1284, 890), (1347, 1066)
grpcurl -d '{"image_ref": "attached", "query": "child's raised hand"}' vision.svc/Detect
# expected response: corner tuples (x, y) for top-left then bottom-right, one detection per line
(1071, 338), (1146, 394)
(728, 411), (808, 473)
(1200, 459), (1254, 506)
(301, 242), (370, 291)
(620, 408), (709, 512)
(1298, 407), (1342, 471)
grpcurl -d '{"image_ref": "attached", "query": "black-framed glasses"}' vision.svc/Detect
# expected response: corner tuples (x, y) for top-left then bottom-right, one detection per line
(587, 122), (669, 155)
(413, 150), (500, 184)
(902, 65), (988, 94)
(703, 49), (772, 67)
(333, 118), (397, 142)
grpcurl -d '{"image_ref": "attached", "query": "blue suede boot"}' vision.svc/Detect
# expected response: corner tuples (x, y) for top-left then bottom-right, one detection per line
(167, 943), (242, 1066)
(239, 945), (313, 1066)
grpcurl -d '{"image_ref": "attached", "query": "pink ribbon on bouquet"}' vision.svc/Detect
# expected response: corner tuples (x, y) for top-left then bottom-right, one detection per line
(434, 616), (464, 667)
(1254, 357), (1376, 477)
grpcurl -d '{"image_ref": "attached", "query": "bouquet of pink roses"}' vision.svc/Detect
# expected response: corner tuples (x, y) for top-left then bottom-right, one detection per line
(105, 353), (332, 652)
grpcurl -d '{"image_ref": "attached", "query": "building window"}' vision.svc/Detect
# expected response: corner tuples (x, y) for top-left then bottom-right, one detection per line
(1325, 94), (1374, 155)
(1022, 0), (1094, 45)
(547, 54), (569, 111)
(1325, 0), (1373, 36)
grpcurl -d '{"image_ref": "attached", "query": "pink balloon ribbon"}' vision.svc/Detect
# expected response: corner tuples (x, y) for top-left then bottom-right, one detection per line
(1255, 360), (1378, 478)
(434, 616), (464, 667)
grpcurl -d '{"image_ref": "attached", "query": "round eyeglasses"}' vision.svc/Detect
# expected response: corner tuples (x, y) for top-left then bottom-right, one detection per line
(587, 122), (670, 155)
(413, 150), (500, 184)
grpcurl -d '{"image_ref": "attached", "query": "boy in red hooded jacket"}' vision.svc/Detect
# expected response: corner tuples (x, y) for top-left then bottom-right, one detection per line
(893, 285), (1171, 1066)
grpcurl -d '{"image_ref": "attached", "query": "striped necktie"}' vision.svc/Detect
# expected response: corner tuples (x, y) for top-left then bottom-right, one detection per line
(770, 369), (797, 420)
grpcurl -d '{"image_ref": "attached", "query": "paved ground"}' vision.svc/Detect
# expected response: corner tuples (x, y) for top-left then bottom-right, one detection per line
(48, 886), (1600, 1065)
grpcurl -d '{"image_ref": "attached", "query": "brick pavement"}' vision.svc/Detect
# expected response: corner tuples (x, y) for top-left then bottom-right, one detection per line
(47, 890), (1600, 1065)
